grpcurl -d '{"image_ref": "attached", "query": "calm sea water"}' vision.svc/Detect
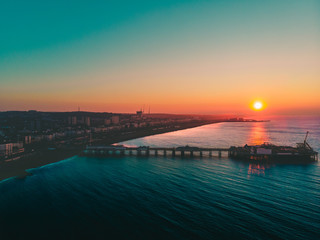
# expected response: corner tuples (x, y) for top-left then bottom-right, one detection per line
(0, 116), (319, 240)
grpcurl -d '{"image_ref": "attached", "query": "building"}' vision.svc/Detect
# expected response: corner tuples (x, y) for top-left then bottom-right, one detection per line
(25, 136), (32, 144)
(104, 119), (111, 125)
(30, 119), (42, 131)
(84, 116), (90, 127)
(111, 115), (120, 125)
(0, 142), (24, 159)
(0, 144), (12, 158)
(68, 116), (77, 125)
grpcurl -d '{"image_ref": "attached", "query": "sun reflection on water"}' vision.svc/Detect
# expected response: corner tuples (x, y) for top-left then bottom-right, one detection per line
(247, 163), (266, 177)
(248, 122), (270, 145)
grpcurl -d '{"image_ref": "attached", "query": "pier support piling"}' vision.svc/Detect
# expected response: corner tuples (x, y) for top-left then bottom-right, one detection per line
(181, 151), (185, 157)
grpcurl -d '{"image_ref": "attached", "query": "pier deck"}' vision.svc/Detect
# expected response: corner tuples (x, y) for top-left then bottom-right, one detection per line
(83, 144), (318, 162)
(84, 145), (230, 158)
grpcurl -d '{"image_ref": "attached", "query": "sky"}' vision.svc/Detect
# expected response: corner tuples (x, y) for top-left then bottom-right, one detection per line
(0, 0), (319, 115)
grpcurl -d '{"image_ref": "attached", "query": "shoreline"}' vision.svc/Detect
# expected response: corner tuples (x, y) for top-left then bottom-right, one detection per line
(0, 120), (269, 182)
(0, 120), (220, 182)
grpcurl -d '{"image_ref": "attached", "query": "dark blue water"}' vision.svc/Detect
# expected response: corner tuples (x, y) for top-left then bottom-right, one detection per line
(0, 116), (319, 240)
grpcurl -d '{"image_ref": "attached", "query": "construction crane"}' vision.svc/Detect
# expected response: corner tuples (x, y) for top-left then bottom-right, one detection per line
(303, 131), (312, 150)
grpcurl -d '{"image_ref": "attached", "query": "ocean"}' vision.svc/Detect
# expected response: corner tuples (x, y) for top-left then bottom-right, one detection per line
(0, 116), (319, 240)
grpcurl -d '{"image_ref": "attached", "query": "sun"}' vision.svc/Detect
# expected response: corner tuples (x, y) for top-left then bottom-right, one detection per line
(254, 101), (263, 110)
(251, 100), (265, 111)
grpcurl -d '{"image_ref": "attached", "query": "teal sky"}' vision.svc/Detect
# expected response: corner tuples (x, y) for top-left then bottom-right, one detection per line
(1, 0), (319, 114)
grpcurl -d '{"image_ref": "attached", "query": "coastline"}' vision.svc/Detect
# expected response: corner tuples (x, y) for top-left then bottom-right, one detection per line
(0, 120), (219, 182)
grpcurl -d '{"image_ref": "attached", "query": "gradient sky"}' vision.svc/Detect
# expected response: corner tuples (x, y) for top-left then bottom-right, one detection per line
(1, 0), (319, 114)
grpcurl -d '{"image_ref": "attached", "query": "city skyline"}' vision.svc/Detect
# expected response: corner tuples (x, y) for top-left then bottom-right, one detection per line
(1, 0), (319, 115)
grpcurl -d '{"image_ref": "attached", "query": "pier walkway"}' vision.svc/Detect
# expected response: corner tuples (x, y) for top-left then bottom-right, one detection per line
(84, 145), (230, 158)
(83, 144), (318, 161)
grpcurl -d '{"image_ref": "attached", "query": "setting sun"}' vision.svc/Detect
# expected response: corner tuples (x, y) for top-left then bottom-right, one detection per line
(254, 101), (263, 110)
(251, 101), (265, 111)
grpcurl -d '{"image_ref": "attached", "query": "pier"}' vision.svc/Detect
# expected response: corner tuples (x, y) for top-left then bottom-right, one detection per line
(83, 143), (318, 162)
(84, 145), (230, 158)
